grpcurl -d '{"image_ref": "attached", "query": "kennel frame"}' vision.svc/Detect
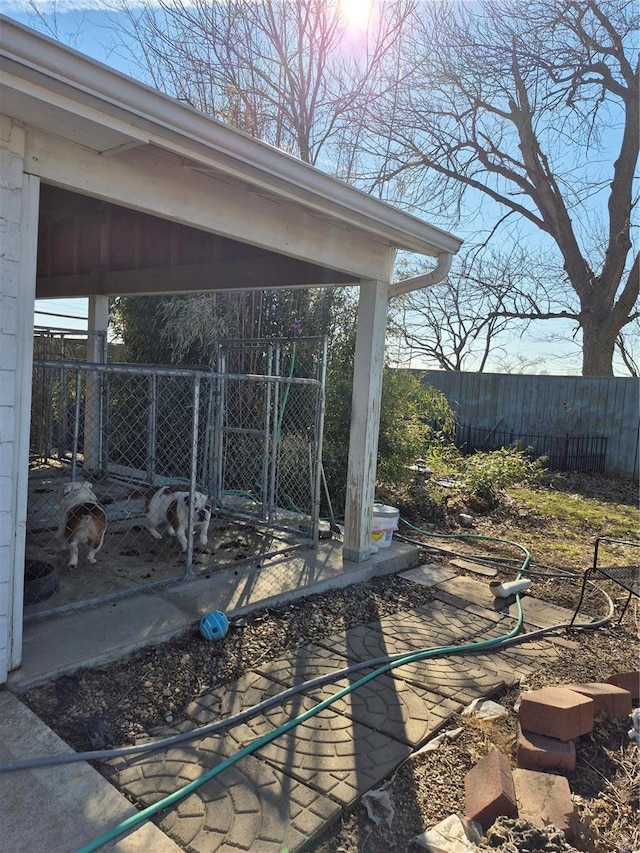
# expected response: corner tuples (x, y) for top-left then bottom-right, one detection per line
(28, 337), (327, 614)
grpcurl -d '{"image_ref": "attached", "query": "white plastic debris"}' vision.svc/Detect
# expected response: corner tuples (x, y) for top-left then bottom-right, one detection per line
(461, 697), (508, 721)
(412, 813), (483, 852)
(489, 578), (532, 598)
(412, 727), (464, 757)
(361, 786), (394, 830)
(628, 707), (640, 743)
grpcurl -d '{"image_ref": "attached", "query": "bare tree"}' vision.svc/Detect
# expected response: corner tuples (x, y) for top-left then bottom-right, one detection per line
(391, 248), (549, 372)
(364, 0), (638, 376)
(615, 318), (640, 376)
(109, 0), (414, 167)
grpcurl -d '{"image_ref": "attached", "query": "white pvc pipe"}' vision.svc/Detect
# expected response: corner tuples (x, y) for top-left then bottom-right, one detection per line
(490, 578), (533, 598)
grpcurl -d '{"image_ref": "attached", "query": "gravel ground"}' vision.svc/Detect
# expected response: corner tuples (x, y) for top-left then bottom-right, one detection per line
(22, 561), (639, 853)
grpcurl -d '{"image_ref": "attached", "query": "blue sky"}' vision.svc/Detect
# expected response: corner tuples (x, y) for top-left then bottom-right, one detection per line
(3, 2), (633, 374)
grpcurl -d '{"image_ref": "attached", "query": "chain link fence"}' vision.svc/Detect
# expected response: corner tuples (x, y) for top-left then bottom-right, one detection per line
(27, 337), (327, 620)
(33, 326), (108, 363)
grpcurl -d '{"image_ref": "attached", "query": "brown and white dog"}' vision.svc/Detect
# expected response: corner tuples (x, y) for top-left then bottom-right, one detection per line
(145, 486), (212, 552)
(56, 481), (107, 568)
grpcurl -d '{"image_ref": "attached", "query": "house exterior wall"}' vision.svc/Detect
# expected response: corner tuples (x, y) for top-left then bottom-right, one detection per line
(0, 116), (38, 681)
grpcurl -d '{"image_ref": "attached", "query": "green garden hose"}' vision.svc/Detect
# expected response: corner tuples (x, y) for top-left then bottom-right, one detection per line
(75, 525), (531, 853)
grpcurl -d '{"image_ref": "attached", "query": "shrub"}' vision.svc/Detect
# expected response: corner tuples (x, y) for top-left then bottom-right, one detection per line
(376, 371), (455, 486)
(456, 447), (543, 509)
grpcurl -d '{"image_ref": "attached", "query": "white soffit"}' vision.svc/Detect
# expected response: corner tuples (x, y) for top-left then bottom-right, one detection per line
(0, 15), (462, 259)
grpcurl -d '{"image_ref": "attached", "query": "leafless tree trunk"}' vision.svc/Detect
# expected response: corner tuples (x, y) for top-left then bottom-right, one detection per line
(363, 0), (638, 376)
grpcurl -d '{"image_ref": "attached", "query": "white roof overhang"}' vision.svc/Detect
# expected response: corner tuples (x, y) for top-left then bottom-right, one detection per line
(0, 15), (462, 291)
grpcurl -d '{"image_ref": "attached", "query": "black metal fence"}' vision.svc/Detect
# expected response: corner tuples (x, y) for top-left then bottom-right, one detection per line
(455, 423), (608, 473)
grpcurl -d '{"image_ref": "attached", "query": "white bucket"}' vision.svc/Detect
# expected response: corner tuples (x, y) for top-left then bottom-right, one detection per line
(371, 503), (400, 549)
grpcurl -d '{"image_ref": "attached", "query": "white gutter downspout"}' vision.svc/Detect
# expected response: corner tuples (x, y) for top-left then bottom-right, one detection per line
(388, 252), (453, 299)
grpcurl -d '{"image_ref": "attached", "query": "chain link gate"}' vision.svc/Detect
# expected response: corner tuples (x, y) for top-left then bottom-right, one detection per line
(26, 337), (327, 619)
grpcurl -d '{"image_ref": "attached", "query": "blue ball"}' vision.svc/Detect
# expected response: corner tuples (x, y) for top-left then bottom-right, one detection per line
(199, 610), (229, 641)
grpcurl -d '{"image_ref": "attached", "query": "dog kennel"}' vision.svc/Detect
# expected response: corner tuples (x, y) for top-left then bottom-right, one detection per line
(27, 331), (328, 619)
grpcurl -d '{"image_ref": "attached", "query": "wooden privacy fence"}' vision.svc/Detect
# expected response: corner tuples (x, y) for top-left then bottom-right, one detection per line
(417, 371), (639, 480)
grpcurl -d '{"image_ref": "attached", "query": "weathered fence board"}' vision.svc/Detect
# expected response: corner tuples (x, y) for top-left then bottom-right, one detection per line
(417, 371), (639, 480)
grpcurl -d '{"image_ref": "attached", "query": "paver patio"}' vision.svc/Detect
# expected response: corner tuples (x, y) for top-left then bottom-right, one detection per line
(102, 575), (573, 853)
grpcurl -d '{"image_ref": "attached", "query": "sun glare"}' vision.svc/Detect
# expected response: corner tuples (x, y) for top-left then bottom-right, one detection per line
(339, 0), (374, 29)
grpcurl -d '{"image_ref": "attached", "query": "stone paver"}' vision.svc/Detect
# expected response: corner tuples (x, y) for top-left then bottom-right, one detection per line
(516, 725), (576, 773)
(519, 686), (594, 741)
(433, 575), (511, 612)
(230, 697), (412, 808)
(564, 682), (632, 720)
(103, 735), (340, 853)
(607, 670), (639, 701)
(433, 575), (583, 649)
(257, 645), (462, 747)
(313, 600), (512, 667)
(512, 768), (578, 842)
(465, 748), (517, 829)
(400, 563), (457, 587)
(97, 574), (580, 853)
(450, 558), (498, 578)
(506, 595), (589, 629)
(386, 653), (513, 704)
(178, 669), (413, 808)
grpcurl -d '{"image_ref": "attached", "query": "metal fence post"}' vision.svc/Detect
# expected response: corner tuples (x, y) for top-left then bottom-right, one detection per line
(71, 369), (82, 481)
(147, 373), (157, 484)
(268, 343), (280, 523)
(184, 375), (201, 576)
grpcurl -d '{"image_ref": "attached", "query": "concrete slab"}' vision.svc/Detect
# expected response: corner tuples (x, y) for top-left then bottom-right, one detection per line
(164, 539), (419, 617)
(9, 540), (420, 692)
(13, 593), (195, 691)
(0, 690), (181, 853)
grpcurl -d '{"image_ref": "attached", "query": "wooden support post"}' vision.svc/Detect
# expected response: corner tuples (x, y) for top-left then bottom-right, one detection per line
(343, 280), (388, 562)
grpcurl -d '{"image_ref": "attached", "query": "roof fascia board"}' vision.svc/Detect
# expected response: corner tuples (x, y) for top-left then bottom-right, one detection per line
(1, 15), (462, 258)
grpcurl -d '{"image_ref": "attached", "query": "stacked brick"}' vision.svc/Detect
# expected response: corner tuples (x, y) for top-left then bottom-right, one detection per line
(464, 673), (637, 845)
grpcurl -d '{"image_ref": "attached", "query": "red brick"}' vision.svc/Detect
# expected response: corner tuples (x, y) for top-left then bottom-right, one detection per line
(518, 687), (594, 742)
(464, 749), (516, 830)
(565, 682), (632, 720)
(606, 671), (640, 702)
(512, 768), (578, 842)
(517, 725), (576, 773)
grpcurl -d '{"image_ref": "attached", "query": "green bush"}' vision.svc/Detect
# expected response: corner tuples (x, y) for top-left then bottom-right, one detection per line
(376, 370), (455, 485)
(456, 447), (543, 508)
